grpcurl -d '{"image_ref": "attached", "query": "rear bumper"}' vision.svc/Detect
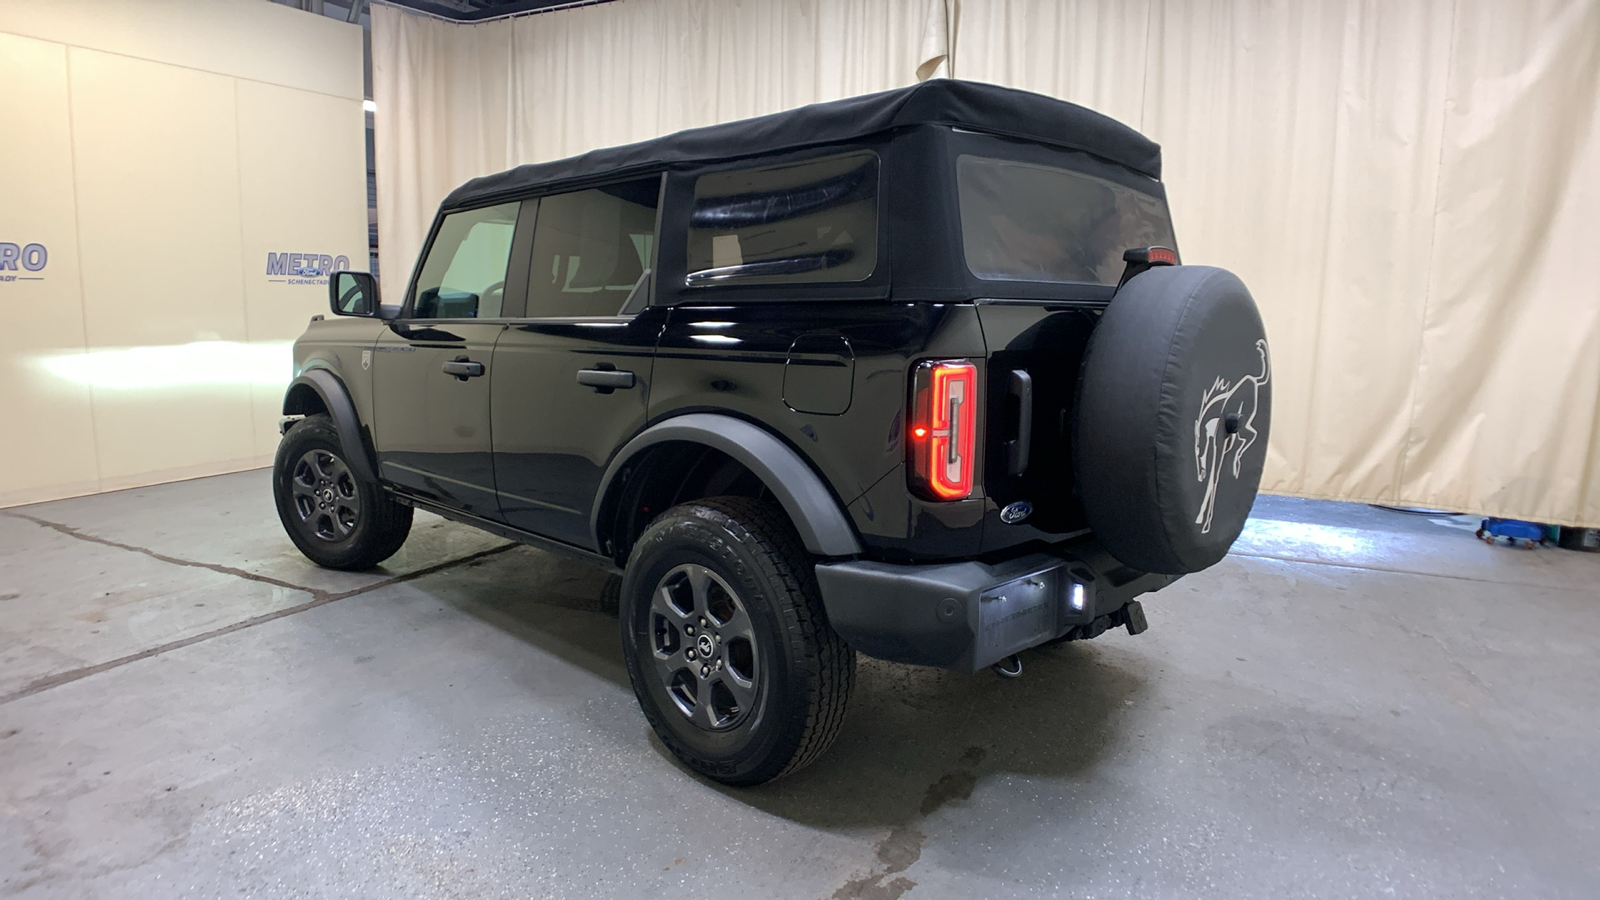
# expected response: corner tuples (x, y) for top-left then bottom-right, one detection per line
(814, 539), (1178, 673)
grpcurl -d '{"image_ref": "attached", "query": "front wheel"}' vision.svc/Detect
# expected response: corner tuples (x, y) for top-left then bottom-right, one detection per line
(620, 497), (855, 785)
(273, 415), (412, 570)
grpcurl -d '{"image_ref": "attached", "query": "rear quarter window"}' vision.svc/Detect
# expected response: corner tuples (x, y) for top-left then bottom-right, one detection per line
(957, 155), (1175, 286)
(685, 151), (879, 287)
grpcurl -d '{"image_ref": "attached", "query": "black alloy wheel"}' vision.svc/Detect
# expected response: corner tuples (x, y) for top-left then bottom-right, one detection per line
(620, 497), (855, 786)
(288, 448), (361, 541)
(273, 414), (413, 571)
(648, 563), (761, 731)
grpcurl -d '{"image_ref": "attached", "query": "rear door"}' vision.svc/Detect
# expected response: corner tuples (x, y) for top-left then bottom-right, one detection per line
(952, 137), (1178, 547)
(490, 177), (666, 549)
(371, 201), (523, 517)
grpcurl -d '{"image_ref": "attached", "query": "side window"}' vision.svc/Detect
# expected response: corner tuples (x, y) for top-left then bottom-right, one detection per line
(526, 177), (660, 318)
(411, 201), (520, 319)
(686, 151), (878, 287)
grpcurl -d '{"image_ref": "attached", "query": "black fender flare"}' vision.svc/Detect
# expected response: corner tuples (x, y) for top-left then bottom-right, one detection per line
(592, 413), (863, 558)
(282, 368), (378, 484)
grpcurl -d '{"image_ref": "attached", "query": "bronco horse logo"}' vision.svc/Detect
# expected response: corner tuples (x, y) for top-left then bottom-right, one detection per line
(1193, 339), (1270, 533)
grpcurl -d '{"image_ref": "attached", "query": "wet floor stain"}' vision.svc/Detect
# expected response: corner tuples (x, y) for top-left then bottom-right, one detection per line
(919, 746), (986, 816)
(830, 825), (923, 900)
(831, 746), (987, 899)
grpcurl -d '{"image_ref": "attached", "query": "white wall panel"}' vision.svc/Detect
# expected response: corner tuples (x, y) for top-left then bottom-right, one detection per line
(0, 33), (100, 507)
(67, 48), (259, 482)
(0, 0), (363, 100)
(236, 79), (369, 458)
(0, 0), (367, 505)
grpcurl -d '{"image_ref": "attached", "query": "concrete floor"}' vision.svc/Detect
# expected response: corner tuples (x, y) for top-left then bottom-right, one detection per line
(2, 472), (1598, 899)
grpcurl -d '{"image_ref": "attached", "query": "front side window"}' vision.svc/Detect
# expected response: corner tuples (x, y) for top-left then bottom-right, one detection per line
(411, 202), (520, 319)
(957, 155), (1176, 286)
(526, 178), (660, 318)
(686, 151), (878, 287)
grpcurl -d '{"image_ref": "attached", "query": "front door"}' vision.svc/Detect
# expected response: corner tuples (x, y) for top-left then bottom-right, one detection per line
(491, 178), (664, 548)
(371, 200), (523, 518)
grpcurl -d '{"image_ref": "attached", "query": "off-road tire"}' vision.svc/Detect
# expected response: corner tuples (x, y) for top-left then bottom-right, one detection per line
(620, 497), (855, 786)
(598, 574), (622, 617)
(273, 415), (412, 570)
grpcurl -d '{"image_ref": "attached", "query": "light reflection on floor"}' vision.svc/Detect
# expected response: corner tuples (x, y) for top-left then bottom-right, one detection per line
(1239, 518), (1378, 558)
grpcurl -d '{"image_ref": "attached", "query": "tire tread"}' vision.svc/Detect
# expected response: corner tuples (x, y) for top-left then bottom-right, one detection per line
(622, 496), (855, 784)
(701, 497), (856, 780)
(273, 415), (412, 570)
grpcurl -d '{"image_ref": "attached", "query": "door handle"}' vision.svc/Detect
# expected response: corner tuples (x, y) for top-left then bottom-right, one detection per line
(1005, 369), (1032, 475)
(442, 357), (485, 380)
(577, 367), (636, 393)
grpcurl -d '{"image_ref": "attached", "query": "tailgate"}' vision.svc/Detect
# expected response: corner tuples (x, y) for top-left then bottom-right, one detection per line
(976, 302), (1102, 549)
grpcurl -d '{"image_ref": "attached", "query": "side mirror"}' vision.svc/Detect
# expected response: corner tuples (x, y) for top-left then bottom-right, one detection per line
(330, 271), (380, 317)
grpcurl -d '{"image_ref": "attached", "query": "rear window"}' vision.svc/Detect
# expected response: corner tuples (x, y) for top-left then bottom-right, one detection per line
(686, 151), (878, 287)
(957, 155), (1175, 286)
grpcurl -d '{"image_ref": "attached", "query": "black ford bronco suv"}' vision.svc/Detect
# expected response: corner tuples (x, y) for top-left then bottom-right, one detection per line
(275, 80), (1272, 785)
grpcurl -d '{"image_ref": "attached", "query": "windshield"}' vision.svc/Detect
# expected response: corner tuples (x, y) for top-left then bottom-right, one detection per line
(957, 154), (1176, 286)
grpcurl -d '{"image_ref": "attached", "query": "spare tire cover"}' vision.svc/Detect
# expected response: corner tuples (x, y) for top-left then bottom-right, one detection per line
(1073, 266), (1272, 574)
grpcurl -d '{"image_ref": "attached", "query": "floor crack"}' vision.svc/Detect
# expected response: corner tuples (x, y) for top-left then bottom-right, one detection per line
(0, 516), (517, 706)
(8, 512), (318, 598)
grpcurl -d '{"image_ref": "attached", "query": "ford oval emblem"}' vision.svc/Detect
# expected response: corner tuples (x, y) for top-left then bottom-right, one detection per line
(1000, 501), (1033, 524)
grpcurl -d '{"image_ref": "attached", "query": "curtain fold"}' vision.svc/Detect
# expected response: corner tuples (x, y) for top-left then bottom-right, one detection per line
(372, 0), (1600, 526)
(1403, 0), (1600, 525)
(372, 0), (949, 300)
(954, 0), (1600, 525)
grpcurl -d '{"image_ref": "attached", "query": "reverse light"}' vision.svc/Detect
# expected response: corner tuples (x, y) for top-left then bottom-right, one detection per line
(909, 359), (977, 500)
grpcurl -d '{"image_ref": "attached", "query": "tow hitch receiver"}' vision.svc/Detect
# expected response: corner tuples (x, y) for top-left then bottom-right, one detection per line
(1054, 600), (1151, 645)
(991, 600), (1149, 679)
(1123, 600), (1149, 635)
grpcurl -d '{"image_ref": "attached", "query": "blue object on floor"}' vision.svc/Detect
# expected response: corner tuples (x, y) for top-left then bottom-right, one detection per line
(1477, 517), (1547, 547)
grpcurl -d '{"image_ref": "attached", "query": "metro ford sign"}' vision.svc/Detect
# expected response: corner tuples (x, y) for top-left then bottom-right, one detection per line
(0, 242), (48, 282)
(266, 251), (351, 285)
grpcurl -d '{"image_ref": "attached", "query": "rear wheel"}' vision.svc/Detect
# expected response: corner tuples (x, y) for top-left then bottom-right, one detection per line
(620, 497), (855, 785)
(273, 415), (412, 570)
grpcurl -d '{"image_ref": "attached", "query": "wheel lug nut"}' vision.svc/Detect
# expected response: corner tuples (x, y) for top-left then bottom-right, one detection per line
(699, 618), (707, 627)
(686, 649), (696, 660)
(700, 666), (709, 677)
(685, 626), (694, 635)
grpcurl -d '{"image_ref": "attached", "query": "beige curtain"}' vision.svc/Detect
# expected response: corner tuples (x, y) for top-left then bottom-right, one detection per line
(373, 0), (1600, 527)
(371, 0), (951, 300)
(956, 0), (1600, 526)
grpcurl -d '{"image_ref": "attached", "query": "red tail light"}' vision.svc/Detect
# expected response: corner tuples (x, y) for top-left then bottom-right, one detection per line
(909, 360), (977, 500)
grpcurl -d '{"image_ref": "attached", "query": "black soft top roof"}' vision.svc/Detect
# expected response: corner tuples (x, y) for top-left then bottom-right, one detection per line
(441, 79), (1162, 210)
